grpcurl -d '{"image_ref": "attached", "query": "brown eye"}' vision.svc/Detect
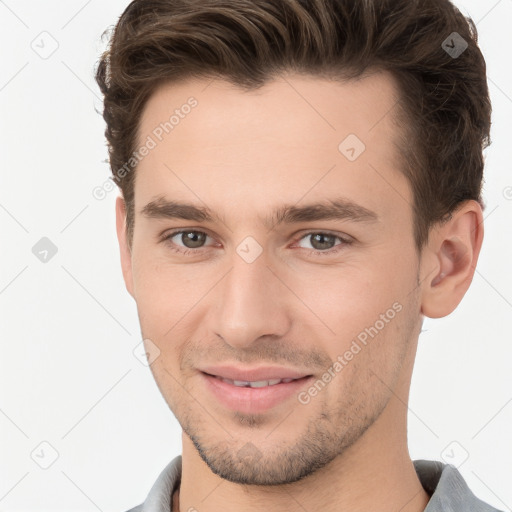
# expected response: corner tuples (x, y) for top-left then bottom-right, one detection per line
(179, 231), (207, 248)
(162, 230), (211, 252)
(308, 233), (337, 250)
(294, 231), (352, 255)
(298, 232), (340, 251)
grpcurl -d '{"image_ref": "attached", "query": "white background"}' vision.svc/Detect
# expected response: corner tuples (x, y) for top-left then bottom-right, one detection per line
(0, 0), (511, 511)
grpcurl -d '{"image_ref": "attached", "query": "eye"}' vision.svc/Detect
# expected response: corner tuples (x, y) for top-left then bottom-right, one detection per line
(295, 231), (352, 254)
(161, 229), (213, 254)
(160, 229), (352, 257)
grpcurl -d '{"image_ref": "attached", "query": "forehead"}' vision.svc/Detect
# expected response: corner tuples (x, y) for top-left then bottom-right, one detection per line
(138, 70), (403, 148)
(134, 71), (411, 225)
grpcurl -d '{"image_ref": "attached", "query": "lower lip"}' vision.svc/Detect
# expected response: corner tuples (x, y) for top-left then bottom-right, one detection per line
(201, 372), (313, 414)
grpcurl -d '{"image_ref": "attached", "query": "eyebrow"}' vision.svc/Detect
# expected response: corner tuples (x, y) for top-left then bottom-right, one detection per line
(141, 196), (379, 229)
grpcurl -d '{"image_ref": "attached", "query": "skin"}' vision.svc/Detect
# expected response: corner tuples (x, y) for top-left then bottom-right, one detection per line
(115, 71), (483, 512)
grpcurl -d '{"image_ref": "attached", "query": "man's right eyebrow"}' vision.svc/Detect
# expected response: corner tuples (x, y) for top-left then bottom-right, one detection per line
(140, 197), (218, 223)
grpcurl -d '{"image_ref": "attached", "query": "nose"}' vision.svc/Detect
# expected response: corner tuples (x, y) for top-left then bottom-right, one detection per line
(207, 246), (292, 350)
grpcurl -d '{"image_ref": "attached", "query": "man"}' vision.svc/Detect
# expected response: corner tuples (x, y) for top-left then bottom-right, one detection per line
(95, 0), (501, 511)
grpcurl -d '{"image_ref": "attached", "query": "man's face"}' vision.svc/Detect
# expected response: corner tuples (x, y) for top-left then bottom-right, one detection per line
(120, 72), (425, 485)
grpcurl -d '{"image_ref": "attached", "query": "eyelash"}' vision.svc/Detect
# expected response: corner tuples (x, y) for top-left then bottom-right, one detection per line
(160, 229), (353, 256)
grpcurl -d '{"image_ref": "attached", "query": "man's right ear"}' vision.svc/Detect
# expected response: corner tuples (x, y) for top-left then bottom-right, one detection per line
(115, 195), (135, 298)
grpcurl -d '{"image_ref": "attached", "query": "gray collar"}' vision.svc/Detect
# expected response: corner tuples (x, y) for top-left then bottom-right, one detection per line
(413, 459), (503, 512)
(133, 456), (503, 512)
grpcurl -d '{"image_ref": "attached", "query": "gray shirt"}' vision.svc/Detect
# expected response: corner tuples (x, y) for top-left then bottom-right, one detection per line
(126, 456), (503, 512)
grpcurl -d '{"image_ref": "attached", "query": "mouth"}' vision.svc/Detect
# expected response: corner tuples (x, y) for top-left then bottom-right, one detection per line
(200, 371), (314, 414)
(203, 372), (308, 388)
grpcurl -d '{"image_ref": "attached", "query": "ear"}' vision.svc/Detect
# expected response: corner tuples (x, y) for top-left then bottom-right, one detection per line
(420, 200), (484, 318)
(115, 194), (135, 298)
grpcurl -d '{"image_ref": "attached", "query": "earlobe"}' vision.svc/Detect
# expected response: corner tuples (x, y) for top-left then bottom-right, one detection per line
(420, 200), (484, 318)
(115, 195), (135, 298)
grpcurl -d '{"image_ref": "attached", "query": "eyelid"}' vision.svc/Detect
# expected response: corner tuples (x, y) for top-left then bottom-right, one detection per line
(292, 228), (353, 242)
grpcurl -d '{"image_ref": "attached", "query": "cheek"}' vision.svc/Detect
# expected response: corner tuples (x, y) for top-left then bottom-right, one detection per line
(290, 262), (404, 326)
(130, 252), (190, 337)
(133, 261), (193, 385)
(289, 256), (417, 373)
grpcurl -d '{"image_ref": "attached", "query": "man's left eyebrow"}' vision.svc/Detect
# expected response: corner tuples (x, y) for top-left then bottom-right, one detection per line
(264, 198), (379, 229)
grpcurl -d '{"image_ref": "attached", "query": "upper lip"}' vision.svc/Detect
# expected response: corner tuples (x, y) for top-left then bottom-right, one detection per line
(199, 365), (311, 382)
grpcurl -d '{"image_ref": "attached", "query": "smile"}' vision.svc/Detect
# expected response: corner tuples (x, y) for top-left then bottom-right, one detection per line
(211, 375), (300, 388)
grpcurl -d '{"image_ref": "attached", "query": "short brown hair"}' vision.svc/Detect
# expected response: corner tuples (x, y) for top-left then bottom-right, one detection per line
(95, 0), (491, 251)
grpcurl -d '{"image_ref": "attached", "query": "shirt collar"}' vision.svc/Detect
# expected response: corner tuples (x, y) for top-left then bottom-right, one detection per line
(413, 459), (502, 512)
(138, 456), (502, 512)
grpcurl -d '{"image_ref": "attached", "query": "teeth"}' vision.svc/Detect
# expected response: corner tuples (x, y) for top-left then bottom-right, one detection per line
(232, 380), (251, 386)
(247, 380), (268, 388)
(219, 377), (296, 387)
